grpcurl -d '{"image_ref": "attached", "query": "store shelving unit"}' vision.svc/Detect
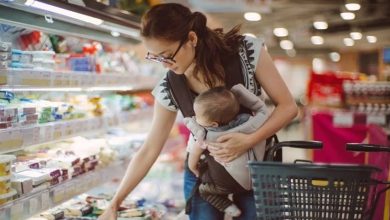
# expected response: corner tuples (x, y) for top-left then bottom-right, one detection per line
(0, 108), (152, 154)
(0, 2), (159, 219)
(0, 69), (158, 92)
(0, 160), (127, 220)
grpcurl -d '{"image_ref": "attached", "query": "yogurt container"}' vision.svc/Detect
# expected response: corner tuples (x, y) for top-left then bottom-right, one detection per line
(0, 188), (16, 205)
(0, 155), (16, 177)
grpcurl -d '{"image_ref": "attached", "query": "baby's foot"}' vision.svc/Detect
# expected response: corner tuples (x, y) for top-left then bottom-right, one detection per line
(224, 204), (241, 217)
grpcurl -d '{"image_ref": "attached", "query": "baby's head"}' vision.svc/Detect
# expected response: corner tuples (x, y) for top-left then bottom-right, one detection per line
(194, 87), (240, 127)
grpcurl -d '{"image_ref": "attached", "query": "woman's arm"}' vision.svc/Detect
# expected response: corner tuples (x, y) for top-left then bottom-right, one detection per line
(188, 143), (205, 177)
(209, 46), (298, 162)
(99, 101), (177, 219)
(246, 46), (298, 146)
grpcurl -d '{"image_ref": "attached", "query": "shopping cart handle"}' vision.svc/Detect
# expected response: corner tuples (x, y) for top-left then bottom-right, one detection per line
(266, 141), (322, 161)
(346, 143), (390, 152)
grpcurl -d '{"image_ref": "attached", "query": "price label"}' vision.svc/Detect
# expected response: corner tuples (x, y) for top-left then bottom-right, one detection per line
(0, 207), (8, 220)
(29, 197), (40, 215)
(333, 112), (354, 127)
(10, 202), (24, 220)
(41, 191), (50, 210)
(63, 74), (71, 87)
(0, 129), (23, 151)
(367, 114), (386, 125)
(55, 73), (65, 87)
(53, 124), (63, 139)
(53, 188), (65, 203)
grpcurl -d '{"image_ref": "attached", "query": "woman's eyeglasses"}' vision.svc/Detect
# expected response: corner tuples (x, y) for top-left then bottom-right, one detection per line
(145, 38), (186, 64)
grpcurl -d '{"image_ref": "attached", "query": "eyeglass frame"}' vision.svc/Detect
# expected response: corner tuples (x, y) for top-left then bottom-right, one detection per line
(145, 37), (187, 64)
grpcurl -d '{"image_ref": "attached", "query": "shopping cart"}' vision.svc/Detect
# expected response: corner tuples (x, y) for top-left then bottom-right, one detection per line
(249, 141), (390, 220)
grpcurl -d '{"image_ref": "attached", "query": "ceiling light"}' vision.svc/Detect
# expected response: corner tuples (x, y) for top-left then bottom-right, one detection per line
(329, 52), (341, 62)
(345, 0), (361, 11)
(350, 31), (362, 40)
(110, 31), (120, 37)
(366, 35), (377, 43)
(280, 40), (294, 50)
(286, 49), (296, 57)
(340, 12), (355, 20)
(273, 28), (288, 37)
(345, 3), (361, 11)
(313, 21), (328, 30)
(244, 12), (261, 21)
(311, 36), (324, 45)
(343, 38), (354, 46)
(25, 0), (103, 25)
(243, 33), (257, 38)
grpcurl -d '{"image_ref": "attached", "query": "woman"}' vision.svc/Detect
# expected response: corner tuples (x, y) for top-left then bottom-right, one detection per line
(98, 3), (297, 220)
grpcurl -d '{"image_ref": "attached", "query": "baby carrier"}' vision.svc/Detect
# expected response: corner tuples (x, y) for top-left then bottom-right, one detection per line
(166, 52), (281, 214)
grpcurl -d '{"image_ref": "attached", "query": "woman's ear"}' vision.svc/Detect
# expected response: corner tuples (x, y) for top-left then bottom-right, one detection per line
(188, 31), (198, 47)
(210, 121), (219, 127)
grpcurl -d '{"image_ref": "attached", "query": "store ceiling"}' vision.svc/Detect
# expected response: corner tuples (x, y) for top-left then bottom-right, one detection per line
(164, 0), (390, 56)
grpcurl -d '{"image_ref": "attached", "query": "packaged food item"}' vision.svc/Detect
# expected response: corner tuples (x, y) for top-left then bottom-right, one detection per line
(0, 155), (16, 176)
(11, 176), (33, 195)
(0, 175), (11, 194)
(0, 41), (11, 52)
(0, 188), (16, 205)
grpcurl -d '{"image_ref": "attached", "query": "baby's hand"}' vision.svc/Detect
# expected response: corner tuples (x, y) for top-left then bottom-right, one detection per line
(188, 161), (199, 177)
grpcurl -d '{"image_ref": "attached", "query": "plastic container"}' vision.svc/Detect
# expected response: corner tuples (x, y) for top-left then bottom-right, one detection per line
(0, 188), (16, 205)
(0, 155), (16, 177)
(0, 175), (11, 195)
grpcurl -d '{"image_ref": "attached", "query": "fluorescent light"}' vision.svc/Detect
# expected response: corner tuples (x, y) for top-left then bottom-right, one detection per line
(110, 31), (120, 37)
(244, 12), (261, 21)
(329, 52), (341, 62)
(345, 3), (361, 11)
(5, 87), (83, 92)
(366, 35), (377, 43)
(312, 58), (326, 73)
(273, 28), (288, 37)
(311, 36), (324, 45)
(286, 49), (296, 57)
(280, 40), (293, 50)
(243, 33), (257, 38)
(350, 31), (362, 40)
(340, 12), (355, 20)
(313, 21), (328, 30)
(25, 0), (103, 25)
(343, 38), (354, 46)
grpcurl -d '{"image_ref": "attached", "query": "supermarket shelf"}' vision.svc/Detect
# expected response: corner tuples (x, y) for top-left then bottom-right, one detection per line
(0, 2), (140, 44)
(0, 160), (128, 220)
(0, 108), (152, 154)
(0, 69), (158, 92)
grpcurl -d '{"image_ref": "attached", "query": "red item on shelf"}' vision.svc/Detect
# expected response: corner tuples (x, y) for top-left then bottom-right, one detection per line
(307, 71), (357, 107)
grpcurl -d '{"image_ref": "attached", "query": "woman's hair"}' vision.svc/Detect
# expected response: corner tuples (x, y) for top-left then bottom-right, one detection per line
(141, 3), (243, 88)
(194, 87), (240, 125)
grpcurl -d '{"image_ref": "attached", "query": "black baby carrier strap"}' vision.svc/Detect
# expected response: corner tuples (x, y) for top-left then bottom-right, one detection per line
(167, 52), (280, 214)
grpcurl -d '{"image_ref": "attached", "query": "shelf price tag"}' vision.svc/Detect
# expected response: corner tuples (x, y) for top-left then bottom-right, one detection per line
(41, 191), (50, 210)
(29, 196), (41, 216)
(333, 112), (354, 127)
(0, 130), (23, 152)
(367, 114), (386, 125)
(10, 202), (24, 220)
(53, 187), (65, 203)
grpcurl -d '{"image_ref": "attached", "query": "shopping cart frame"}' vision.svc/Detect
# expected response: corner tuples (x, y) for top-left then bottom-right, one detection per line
(249, 141), (389, 220)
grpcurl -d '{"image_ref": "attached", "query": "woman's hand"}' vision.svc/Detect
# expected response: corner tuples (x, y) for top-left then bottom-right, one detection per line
(97, 204), (118, 220)
(208, 132), (253, 163)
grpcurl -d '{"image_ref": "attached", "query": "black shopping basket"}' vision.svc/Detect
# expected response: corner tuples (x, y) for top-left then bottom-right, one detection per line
(249, 141), (390, 220)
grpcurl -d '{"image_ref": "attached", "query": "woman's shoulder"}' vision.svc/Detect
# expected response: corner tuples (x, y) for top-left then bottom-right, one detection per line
(151, 73), (179, 112)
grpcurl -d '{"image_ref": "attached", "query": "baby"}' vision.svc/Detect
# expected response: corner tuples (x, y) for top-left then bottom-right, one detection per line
(184, 84), (269, 217)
